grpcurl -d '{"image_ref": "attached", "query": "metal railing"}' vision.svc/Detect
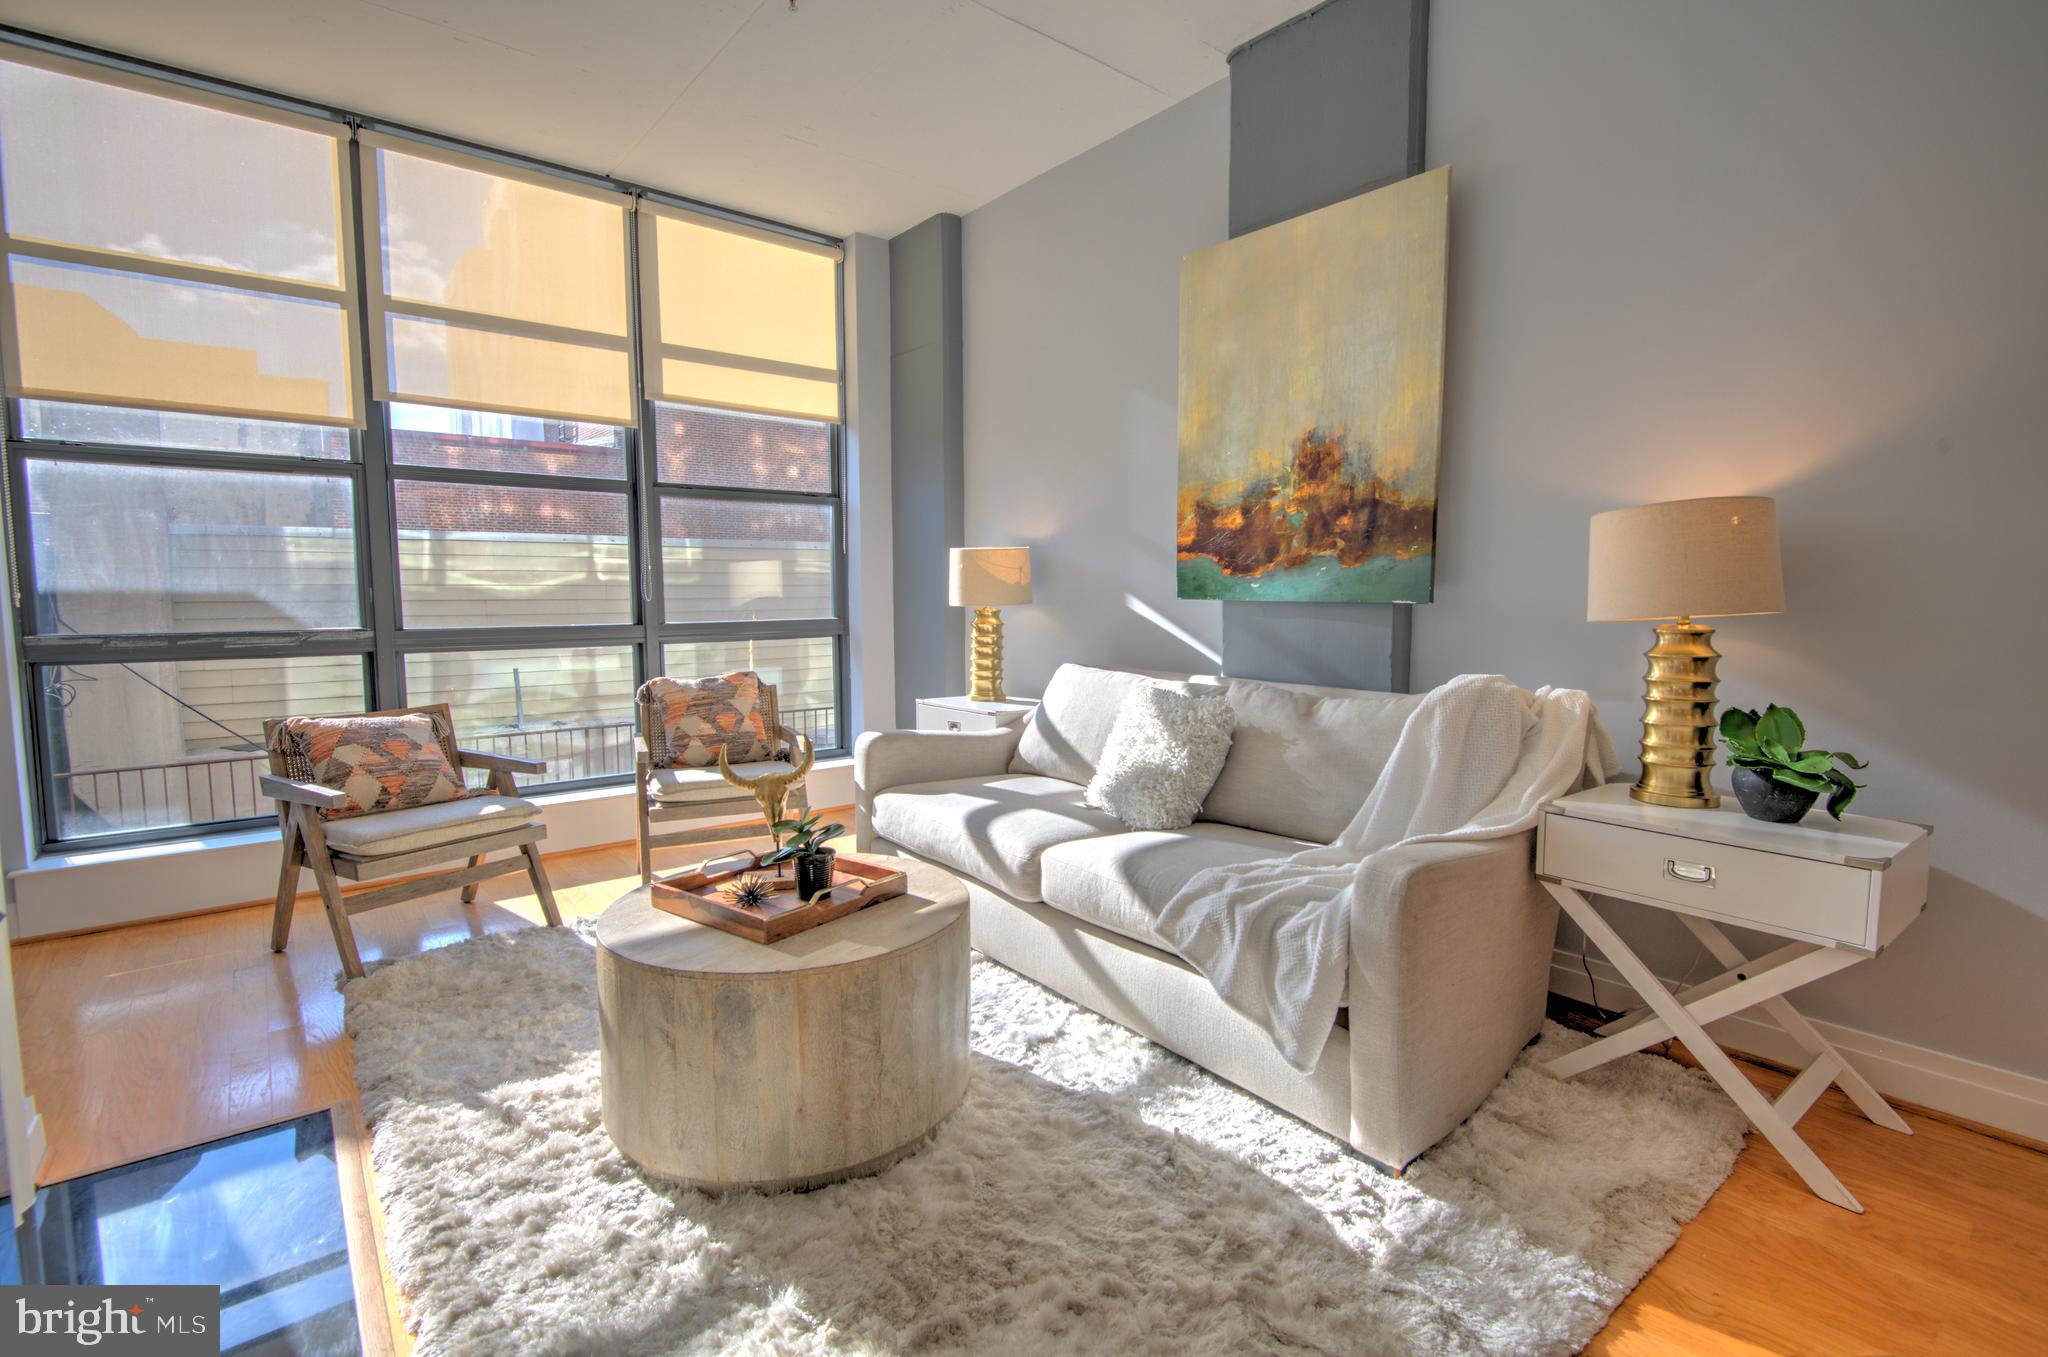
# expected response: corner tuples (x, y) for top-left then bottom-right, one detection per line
(50, 706), (840, 840)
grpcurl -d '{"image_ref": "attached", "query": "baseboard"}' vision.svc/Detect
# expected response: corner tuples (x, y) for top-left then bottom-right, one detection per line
(1550, 948), (2048, 1143)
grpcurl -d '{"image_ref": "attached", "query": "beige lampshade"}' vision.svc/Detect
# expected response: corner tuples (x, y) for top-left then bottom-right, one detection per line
(1587, 496), (1786, 622)
(949, 547), (1033, 607)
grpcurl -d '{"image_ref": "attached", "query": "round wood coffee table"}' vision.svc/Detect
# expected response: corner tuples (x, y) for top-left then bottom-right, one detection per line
(594, 854), (969, 1192)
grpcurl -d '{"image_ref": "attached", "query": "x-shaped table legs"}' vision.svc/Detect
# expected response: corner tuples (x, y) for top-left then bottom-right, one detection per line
(1542, 881), (1912, 1212)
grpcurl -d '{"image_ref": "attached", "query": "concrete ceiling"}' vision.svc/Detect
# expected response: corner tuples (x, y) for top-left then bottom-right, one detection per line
(0, 0), (1314, 238)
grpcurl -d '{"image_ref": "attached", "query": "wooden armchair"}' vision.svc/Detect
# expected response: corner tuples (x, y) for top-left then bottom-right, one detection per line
(262, 703), (562, 980)
(634, 678), (812, 883)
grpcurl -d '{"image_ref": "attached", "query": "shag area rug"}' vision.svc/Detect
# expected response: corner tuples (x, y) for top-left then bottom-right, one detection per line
(346, 924), (1747, 1357)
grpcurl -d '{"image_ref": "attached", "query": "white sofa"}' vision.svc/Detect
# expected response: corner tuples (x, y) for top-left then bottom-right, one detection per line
(855, 662), (1559, 1170)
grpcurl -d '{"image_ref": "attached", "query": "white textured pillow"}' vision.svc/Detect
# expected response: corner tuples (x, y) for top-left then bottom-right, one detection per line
(1085, 685), (1237, 831)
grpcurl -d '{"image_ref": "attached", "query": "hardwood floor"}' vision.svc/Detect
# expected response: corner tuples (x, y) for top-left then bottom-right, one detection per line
(12, 830), (2046, 1355)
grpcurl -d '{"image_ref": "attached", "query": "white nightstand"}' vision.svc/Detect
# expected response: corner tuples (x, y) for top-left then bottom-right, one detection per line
(914, 695), (1038, 733)
(1537, 782), (1932, 1212)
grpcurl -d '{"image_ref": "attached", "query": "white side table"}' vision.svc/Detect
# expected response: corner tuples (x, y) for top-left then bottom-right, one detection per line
(1537, 782), (1932, 1212)
(915, 695), (1038, 733)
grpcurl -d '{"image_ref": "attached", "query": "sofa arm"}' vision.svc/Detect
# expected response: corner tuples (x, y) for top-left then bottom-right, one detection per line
(854, 727), (1023, 849)
(1344, 831), (1557, 1169)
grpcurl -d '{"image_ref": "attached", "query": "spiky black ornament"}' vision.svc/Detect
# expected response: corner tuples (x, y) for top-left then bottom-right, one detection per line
(721, 874), (774, 910)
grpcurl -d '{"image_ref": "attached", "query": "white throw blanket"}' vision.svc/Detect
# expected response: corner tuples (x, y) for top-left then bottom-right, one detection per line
(1153, 675), (1621, 1072)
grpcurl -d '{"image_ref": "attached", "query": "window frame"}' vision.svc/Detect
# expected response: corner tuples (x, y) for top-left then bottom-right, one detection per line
(4, 399), (383, 847)
(648, 399), (849, 755)
(1, 37), (849, 852)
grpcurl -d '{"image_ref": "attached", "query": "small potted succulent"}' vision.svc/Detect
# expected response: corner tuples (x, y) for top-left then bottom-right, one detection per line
(761, 810), (845, 901)
(1719, 704), (1868, 823)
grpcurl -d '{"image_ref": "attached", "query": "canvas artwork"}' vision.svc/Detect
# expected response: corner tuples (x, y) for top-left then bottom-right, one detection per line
(1176, 167), (1449, 604)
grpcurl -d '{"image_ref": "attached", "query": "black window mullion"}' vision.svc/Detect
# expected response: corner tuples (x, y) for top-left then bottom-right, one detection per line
(0, 440), (354, 477)
(346, 130), (405, 708)
(5, 404), (59, 848)
(5, 406), (43, 649)
(649, 480), (840, 506)
(637, 404), (663, 687)
(630, 200), (661, 697)
(834, 422), (850, 750)
(657, 618), (845, 645)
(383, 623), (647, 655)
(386, 462), (630, 497)
(21, 631), (376, 664)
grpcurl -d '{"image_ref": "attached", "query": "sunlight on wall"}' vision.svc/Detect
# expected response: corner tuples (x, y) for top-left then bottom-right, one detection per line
(1123, 593), (1221, 666)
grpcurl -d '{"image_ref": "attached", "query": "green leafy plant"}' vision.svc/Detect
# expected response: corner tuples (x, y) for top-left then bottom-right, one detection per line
(1719, 704), (1868, 818)
(760, 809), (845, 867)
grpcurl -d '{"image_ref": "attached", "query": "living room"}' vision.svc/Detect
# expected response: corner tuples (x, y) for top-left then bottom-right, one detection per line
(0, 0), (2041, 1353)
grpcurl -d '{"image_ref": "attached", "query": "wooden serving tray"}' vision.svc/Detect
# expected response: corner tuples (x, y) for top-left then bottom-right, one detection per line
(649, 852), (910, 945)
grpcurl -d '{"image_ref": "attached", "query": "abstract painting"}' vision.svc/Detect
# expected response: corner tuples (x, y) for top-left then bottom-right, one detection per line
(1177, 167), (1449, 603)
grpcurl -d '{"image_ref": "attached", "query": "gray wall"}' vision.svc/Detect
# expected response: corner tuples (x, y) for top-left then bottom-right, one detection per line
(1420, 0), (2048, 1078)
(889, 214), (965, 724)
(961, 0), (2048, 1080)
(1220, 0), (1427, 692)
(962, 83), (1231, 698)
(843, 233), (897, 739)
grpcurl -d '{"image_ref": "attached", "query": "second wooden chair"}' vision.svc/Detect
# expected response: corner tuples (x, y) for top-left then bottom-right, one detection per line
(633, 672), (812, 882)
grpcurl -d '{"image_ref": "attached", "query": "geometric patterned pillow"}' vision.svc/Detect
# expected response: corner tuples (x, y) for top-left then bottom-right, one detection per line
(638, 672), (777, 769)
(269, 712), (469, 821)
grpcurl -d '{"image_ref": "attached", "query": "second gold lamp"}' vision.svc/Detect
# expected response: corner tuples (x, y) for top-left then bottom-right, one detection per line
(1588, 496), (1785, 809)
(949, 546), (1032, 703)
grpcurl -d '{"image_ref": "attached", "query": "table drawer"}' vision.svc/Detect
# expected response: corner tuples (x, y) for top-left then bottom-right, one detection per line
(915, 704), (1006, 733)
(1541, 812), (1874, 948)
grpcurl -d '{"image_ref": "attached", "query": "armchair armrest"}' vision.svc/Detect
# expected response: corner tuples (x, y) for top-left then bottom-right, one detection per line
(854, 726), (1023, 849)
(258, 772), (352, 811)
(774, 724), (811, 764)
(458, 748), (547, 775)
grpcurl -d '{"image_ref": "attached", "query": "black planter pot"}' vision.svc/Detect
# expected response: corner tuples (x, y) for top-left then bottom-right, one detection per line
(794, 848), (837, 901)
(1731, 767), (1818, 823)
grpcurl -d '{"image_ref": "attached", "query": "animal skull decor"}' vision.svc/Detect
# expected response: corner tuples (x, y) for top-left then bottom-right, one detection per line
(718, 729), (815, 849)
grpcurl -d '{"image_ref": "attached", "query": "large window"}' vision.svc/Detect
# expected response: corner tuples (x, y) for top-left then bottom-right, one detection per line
(0, 44), (846, 847)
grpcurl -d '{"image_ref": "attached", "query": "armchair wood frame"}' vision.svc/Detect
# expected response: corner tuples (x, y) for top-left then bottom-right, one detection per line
(264, 702), (562, 979)
(633, 681), (810, 883)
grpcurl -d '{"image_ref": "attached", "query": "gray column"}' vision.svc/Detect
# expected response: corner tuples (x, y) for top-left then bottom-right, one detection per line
(1219, 0), (1429, 692)
(888, 214), (965, 725)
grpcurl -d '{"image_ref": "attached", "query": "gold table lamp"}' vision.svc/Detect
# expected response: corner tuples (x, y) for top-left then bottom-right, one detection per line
(949, 546), (1032, 703)
(1588, 496), (1785, 809)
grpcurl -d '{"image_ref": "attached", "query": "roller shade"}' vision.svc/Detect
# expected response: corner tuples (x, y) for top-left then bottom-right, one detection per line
(363, 134), (634, 424)
(640, 205), (841, 423)
(0, 50), (360, 425)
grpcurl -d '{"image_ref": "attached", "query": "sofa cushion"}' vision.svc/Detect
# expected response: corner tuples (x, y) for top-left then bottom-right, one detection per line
(318, 795), (538, 858)
(1199, 680), (1424, 843)
(868, 774), (1124, 902)
(647, 759), (799, 803)
(1011, 663), (1205, 785)
(1038, 823), (1316, 953)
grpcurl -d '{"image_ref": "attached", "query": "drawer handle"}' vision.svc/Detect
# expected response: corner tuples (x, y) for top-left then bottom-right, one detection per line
(946, 720), (962, 732)
(1665, 859), (1716, 887)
